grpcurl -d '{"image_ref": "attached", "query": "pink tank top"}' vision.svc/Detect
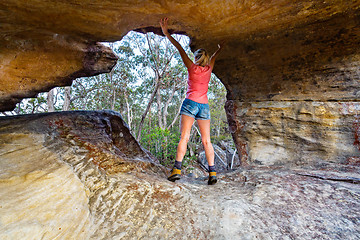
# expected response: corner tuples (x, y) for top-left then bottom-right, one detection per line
(186, 63), (212, 104)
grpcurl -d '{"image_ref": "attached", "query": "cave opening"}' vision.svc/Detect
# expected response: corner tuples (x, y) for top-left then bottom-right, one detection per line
(1, 30), (239, 174)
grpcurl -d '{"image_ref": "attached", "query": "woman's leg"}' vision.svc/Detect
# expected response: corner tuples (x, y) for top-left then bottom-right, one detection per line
(197, 119), (214, 166)
(197, 119), (217, 185)
(168, 113), (194, 182)
(175, 114), (195, 162)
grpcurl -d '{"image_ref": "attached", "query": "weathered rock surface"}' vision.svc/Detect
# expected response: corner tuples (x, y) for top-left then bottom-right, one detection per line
(1, 111), (359, 239)
(0, 1), (359, 107)
(1, 1), (360, 238)
(198, 144), (240, 172)
(226, 101), (360, 167)
(1, 0), (360, 167)
(0, 39), (118, 111)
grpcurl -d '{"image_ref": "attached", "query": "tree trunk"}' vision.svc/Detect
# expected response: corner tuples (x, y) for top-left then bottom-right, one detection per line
(109, 71), (116, 111)
(163, 82), (176, 129)
(47, 89), (55, 112)
(124, 92), (132, 130)
(167, 96), (186, 130)
(136, 78), (161, 141)
(15, 102), (21, 115)
(217, 119), (221, 137)
(62, 86), (71, 111)
(148, 107), (152, 131)
(157, 87), (163, 129)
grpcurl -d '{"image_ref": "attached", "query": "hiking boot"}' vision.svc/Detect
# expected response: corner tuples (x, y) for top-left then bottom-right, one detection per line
(208, 171), (217, 185)
(168, 168), (181, 182)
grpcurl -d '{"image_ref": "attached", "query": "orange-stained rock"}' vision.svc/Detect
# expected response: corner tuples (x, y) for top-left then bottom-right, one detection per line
(226, 100), (360, 166)
(1, 2), (360, 238)
(1, 1), (360, 110)
(0, 37), (117, 111)
(0, 111), (359, 239)
(1, 1), (360, 167)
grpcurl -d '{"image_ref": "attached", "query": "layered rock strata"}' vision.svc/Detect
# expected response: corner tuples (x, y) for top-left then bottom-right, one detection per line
(1, 1), (360, 238)
(0, 111), (359, 239)
(226, 101), (360, 167)
(0, 1), (358, 106)
(214, 4), (360, 167)
(0, 39), (118, 111)
(1, 0), (360, 167)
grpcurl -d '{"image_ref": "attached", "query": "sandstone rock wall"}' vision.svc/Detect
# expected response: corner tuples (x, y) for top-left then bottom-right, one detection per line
(1, 0), (360, 166)
(220, 10), (360, 166)
(226, 100), (360, 167)
(0, 38), (118, 111)
(1, 2), (360, 238)
(0, 111), (359, 239)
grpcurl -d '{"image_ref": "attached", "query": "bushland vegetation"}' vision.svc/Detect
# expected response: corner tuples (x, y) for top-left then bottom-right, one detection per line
(3, 32), (231, 168)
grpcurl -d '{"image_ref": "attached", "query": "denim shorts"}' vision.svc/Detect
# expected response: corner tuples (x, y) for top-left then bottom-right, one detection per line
(180, 98), (211, 120)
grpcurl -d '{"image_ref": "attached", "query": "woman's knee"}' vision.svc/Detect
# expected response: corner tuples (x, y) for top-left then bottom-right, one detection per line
(180, 133), (191, 143)
(201, 138), (212, 147)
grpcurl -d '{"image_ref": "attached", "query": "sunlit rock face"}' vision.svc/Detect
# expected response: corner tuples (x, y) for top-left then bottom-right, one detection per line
(0, 111), (160, 238)
(0, 38), (118, 111)
(1, 2), (360, 239)
(0, 111), (359, 239)
(226, 101), (360, 167)
(1, 1), (360, 164)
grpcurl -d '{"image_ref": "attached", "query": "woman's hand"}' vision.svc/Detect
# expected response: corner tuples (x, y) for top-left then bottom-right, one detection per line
(210, 40), (226, 68)
(218, 40), (227, 49)
(160, 17), (170, 36)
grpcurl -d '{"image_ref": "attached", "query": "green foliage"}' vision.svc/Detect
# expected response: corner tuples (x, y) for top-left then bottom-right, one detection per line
(139, 126), (197, 169)
(140, 127), (179, 168)
(208, 74), (231, 145)
(2, 31), (231, 169)
(10, 93), (48, 114)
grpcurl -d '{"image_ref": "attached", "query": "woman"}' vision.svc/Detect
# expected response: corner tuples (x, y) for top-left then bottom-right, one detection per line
(160, 18), (223, 185)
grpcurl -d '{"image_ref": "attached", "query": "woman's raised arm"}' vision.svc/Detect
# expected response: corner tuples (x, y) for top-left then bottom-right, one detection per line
(160, 18), (193, 69)
(209, 42), (224, 69)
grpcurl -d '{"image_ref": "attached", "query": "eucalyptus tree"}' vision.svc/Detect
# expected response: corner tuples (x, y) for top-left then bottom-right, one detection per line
(0, 31), (231, 168)
(129, 31), (190, 140)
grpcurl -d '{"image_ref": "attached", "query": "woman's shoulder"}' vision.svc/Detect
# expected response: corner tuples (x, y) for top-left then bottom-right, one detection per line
(190, 63), (212, 72)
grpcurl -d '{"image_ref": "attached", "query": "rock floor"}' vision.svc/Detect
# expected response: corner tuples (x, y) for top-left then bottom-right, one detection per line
(0, 111), (359, 239)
